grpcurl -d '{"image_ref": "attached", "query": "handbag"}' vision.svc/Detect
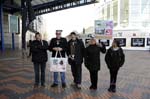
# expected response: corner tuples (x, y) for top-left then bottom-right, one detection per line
(49, 51), (67, 72)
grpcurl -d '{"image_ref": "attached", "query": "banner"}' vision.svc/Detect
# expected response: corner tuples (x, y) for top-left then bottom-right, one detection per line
(9, 15), (18, 33)
(95, 20), (113, 39)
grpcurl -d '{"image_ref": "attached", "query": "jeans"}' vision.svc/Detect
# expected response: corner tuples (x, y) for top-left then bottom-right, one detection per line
(33, 62), (46, 85)
(53, 72), (66, 84)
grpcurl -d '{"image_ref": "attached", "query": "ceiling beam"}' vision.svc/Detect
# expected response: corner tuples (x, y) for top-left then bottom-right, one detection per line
(33, 0), (98, 16)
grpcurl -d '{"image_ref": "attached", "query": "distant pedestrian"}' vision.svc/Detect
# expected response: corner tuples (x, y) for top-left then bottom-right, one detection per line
(30, 33), (48, 88)
(27, 40), (32, 58)
(105, 39), (125, 92)
(67, 32), (85, 89)
(84, 38), (106, 90)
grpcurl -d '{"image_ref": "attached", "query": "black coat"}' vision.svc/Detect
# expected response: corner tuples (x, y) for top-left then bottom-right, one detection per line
(31, 40), (48, 63)
(68, 39), (85, 64)
(49, 38), (68, 57)
(105, 47), (125, 70)
(84, 44), (106, 71)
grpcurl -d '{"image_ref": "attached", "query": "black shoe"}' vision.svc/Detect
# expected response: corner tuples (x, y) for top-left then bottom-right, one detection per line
(111, 88), (116, 93)
(62, 83), (66, 88)
(89, 85), (93, 89)
(90, 86), (97, 90)
(34, 84), (39, 88)
(41, 84), (45, 88)
(108, 87), (112, 92)
(111, 85), (116, 93)
(92, 86), (97, 90)
(108, 85), (113, 92)
(51, 83), (58, 87)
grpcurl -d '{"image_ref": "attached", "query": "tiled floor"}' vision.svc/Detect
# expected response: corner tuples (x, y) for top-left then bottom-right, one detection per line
(0, 50), (150, 99)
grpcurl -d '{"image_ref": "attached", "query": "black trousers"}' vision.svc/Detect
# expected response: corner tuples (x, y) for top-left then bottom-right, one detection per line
(109, 69), (119, 84)
(70, 60), (82, 84)
(89, 70), (98, 88)
(33, 62), (46, 85)
(28, 48), (32, 56)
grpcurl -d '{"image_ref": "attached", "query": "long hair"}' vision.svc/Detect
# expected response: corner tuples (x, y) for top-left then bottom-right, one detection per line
(113, 39), (120, 47)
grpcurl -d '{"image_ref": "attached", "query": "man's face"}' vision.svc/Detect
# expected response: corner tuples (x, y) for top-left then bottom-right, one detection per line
(35, 34), (41, 40)
(90, 39), (96, 45)
(56, 32), (61, 38)
(71, 34), (76, 40)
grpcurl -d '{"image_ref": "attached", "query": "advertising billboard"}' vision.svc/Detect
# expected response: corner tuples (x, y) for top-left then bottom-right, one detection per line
(95, 20), (113, 39)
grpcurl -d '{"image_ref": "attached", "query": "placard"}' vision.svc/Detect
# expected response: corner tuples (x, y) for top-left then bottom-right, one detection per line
(131, 38), (145, 47)
(85, 39), (91, 46)
(147, 38), (150, 46)
(99, 39), (109, 46)
(9, 15), (18, 33)
(95, 20), (113, 39)
(114, 38), (126, 47)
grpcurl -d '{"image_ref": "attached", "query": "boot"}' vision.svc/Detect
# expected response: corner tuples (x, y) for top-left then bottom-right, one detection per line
(111, 84), (116, 93)
(108, 84), (113, 92)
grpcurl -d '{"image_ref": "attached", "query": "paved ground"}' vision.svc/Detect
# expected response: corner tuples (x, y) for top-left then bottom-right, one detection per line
(0, 50), (150, 99)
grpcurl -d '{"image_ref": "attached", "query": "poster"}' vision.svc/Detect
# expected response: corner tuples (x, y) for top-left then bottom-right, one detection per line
(95, 20), (113, 39)
(85, 39), (91, 46)
(95, 20), (106, 35)
(99, 39), (109, 46)
(9, 15), (18, 33)
(147, 38), (150, 46)
(131, 38), (145, 47)
(114, 38), (126, 47)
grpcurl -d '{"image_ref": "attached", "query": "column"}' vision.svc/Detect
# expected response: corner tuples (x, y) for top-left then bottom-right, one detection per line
(0, 3), (4, 51)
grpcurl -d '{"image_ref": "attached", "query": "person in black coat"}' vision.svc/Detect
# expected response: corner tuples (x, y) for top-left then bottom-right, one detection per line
(84, 38), (106, 90)
(105, 39), (125, 92)
(30, 33), (48, 88)
(27, 40), (32, 58)
(67, 32), (85, 89)
(49, 30), (68, 88)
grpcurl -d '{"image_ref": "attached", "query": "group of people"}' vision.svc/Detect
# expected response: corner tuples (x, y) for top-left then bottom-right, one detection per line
(30, 30), (125, 93)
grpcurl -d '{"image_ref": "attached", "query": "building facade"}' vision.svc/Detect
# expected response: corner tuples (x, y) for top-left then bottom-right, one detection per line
(1, 13), (46, 50)
(98, 0), (150, 50)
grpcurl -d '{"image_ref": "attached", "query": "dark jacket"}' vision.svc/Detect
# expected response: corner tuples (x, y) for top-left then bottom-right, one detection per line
(105, 47), (125, 70)
(84, 44), (106, 71)
(31, 40), (48, 63)
(27, 40), (32, 57)
(68, 39), (85, 65)
(49, 37), (68, 57)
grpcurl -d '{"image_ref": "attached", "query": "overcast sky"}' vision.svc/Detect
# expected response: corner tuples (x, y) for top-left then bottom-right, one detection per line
(42, 4), (100, 39)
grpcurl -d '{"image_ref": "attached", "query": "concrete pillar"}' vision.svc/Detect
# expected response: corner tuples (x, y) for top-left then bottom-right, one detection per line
(0, 3), (5, 51)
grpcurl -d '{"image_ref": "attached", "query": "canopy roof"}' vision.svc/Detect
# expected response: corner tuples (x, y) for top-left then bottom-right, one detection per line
(3, 0), (98, 15)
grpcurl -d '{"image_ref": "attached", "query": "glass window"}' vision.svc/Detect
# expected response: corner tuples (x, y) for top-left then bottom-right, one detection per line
(113, 1), (118, 26)
(104, 7), (107, 20)
(120, 0), (129, 27)
(141, 0), (150, 27)
(107, 4), (110, 20)
(130, 0), (141, 27)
